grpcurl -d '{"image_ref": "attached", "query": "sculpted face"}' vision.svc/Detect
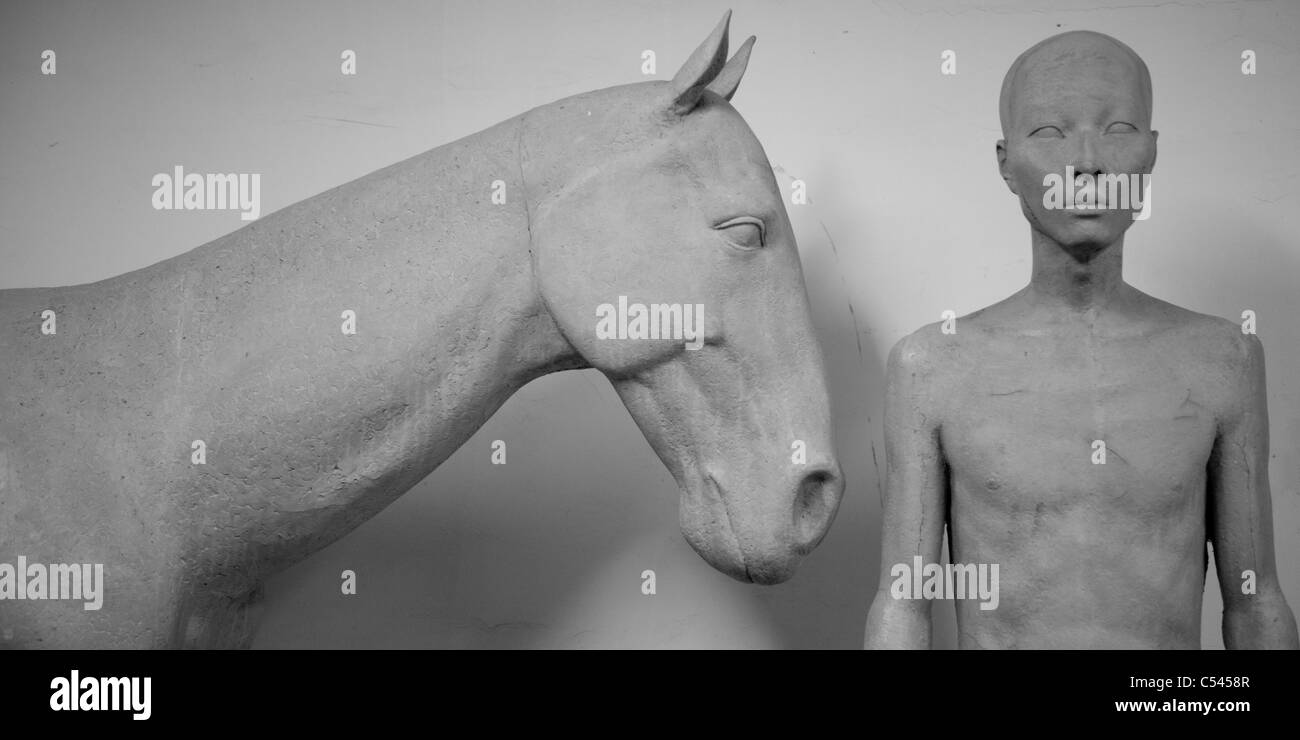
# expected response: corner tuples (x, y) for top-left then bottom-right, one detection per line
(996, 31), (1158, 259)
(527, 22), (844, 583)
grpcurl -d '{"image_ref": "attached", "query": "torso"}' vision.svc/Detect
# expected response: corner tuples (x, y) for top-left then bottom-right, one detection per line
(922, 290), (1244, 648)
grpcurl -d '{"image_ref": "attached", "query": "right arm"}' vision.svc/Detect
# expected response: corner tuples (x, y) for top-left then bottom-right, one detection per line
(864, 330), (948, 649)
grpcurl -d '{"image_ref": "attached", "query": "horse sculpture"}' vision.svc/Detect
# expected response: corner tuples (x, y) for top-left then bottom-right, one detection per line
(0, 11), (844, 648)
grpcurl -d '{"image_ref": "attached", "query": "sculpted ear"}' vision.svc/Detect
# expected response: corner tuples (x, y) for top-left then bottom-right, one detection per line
(996, 139), (1018, 195)
(705, 35), (755, 102)
(669, 10), (731, 115)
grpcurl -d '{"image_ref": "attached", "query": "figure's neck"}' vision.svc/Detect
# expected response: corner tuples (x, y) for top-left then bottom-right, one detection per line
(1024, 228), (1131, 317)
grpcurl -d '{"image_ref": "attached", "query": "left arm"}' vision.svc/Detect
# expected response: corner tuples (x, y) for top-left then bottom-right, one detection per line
(1209, 333), (1298, 649)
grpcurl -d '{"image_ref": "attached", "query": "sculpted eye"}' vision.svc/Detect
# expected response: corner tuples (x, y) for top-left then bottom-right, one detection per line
(1106, 121), (1138, 133)
(715, 217), (765, 250)
(1029, 125), (1065, 138)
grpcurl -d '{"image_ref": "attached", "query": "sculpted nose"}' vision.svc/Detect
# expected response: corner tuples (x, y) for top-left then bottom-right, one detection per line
(792, 463), (844, 553)
(1073, 131), (1103, 177)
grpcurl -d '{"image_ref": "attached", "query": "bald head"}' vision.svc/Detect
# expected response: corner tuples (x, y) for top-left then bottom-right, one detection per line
(999, 31), (1152, 139)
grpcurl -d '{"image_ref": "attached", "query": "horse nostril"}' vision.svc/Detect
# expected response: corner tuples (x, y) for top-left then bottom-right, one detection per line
(792, 466), (843, 553)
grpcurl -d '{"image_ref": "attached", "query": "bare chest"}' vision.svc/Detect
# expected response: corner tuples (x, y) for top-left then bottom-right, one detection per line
(938, 344), (1218, 514)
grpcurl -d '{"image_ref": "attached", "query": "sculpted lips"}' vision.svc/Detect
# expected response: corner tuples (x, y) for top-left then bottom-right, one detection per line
(704, 472), (754, 583)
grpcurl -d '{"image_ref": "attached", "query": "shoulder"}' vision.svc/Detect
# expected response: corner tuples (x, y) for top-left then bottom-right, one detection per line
(886, 300), (1022, 388)
(1139, 298), (1265, 414)
(1145, 300), (1263, 373)
(884, 321), (969, 419)
(1193, 314), (1267, 417)
(882, 325), (953, 429)
(886, 321), (949, 379)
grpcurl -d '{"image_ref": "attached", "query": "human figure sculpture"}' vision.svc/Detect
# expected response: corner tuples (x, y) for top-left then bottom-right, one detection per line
(865, 31), (1297, 649)
(0, 11), (844, 648)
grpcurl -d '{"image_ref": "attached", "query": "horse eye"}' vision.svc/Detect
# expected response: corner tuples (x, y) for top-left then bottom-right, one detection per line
(716, 218), (765, 250)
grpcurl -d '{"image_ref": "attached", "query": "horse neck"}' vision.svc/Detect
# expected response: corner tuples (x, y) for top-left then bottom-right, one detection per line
(297, 116), (582, 465)
(154, 112), (591, 594)
(171, 115), (580, 510)
(515, 82), (659, 214)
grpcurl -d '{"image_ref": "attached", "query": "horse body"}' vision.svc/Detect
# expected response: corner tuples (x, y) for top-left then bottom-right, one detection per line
(0, 13), (844, 648)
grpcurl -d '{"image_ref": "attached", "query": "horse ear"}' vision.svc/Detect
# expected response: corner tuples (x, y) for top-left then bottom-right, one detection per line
(669, 10), (731, 115)
(705, 35), (755, 102)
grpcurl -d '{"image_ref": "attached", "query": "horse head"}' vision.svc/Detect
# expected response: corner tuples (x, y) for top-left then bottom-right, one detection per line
(522, 12), (845, 583)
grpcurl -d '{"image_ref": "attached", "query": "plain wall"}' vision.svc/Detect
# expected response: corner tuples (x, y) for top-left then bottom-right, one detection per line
(2, 0), (1296, 648)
